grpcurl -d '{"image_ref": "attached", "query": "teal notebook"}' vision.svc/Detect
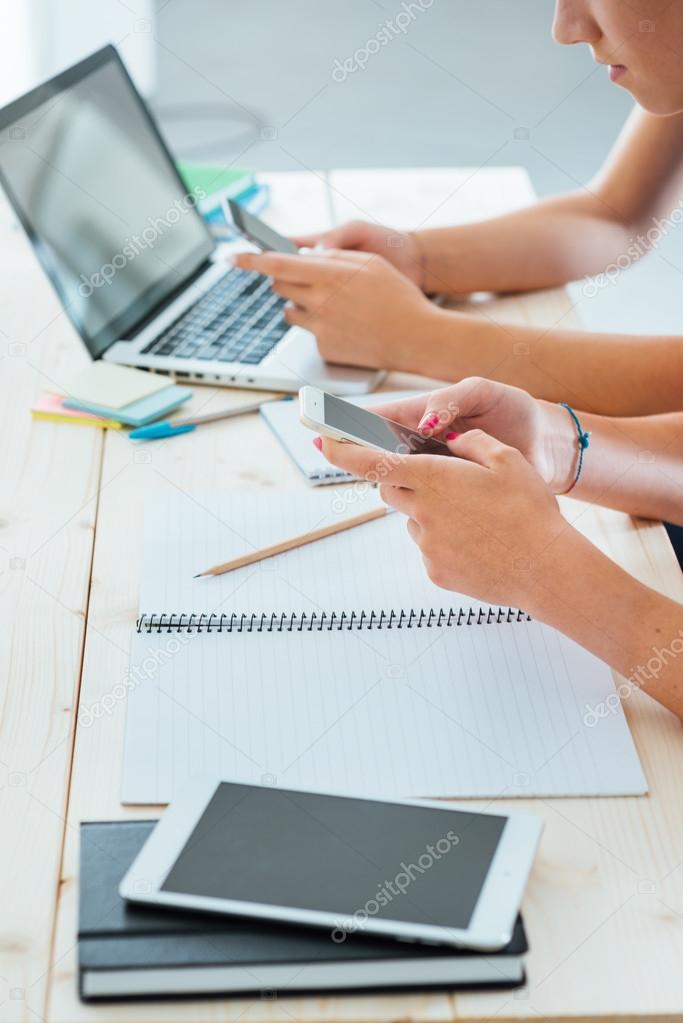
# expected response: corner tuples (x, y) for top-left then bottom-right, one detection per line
(63, 385), (192, 427)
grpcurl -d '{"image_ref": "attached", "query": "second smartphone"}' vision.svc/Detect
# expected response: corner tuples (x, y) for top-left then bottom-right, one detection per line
(227, 198), (298, 253)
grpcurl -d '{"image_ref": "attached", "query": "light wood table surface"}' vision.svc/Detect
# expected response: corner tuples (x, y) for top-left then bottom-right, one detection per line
(1, 167), (682, 1023)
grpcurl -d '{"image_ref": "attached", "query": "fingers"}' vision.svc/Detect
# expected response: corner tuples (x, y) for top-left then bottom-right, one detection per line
(415, 377), (499, 433)
(366, 394), (429, 429)
(378, 482), (417, 517)
(365, 382), (486, 433)
(416, 390), (459, 432)
(233, 251), (343, 284)
(406, 517), (422, 544)
(271, 281), (313, 306)
(444, 431), (462, 455)
(292, 221), (371, 252)
(448, 428), (518, 470)
(290, 232), (324, 248)
(290, 226), (355, 249)
(283, 302), (310, 328)
(320, 437), (419, 488)
(234, 249), (373, 285)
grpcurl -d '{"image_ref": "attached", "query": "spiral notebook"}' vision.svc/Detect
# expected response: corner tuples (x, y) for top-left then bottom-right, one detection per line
(120, 489), (647, 804)
(259, 391), (418, 485)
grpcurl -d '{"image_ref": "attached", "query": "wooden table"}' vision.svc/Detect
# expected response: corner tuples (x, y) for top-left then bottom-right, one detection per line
(2, 167), (683, 1023)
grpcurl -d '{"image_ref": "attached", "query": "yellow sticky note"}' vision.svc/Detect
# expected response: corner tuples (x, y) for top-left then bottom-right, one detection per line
(63, 363), (171, 410)
(31, 394), (123, 429)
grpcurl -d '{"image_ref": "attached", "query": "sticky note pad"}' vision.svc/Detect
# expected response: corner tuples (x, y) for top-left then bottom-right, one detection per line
(63, 363), (172, 410)
(31, 394), (123, 429)
(63, 385), (193, 427)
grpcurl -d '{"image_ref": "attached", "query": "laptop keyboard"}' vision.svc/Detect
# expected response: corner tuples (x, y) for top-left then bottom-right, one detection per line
(140, 268), (289, 365)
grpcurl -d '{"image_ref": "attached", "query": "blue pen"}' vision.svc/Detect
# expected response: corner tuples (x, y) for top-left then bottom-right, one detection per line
(129, 395), (290, 441)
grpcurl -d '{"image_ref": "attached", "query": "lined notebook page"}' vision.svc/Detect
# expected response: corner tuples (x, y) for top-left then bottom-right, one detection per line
(122, 618), (647, 804)
(123, 489), (647, 803)
(140, 490), (490, 618)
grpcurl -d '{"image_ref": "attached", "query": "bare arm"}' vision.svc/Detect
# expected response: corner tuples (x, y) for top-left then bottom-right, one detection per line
(415, 107), (683, 295)
(529, 529), (683, 721)
(236, 242), (683, 416)
(545, 408), (683, 524)
(414, 312), (683, 416)
(240, 108), (683, 415)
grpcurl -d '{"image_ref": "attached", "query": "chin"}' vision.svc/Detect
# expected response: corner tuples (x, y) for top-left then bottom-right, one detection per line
(627, 82), (683, 116)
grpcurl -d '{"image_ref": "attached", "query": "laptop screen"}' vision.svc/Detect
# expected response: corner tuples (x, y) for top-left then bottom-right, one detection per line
(0, 47), (214, 358)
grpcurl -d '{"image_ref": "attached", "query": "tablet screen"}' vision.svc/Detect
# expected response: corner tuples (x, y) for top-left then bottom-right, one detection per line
(161, 783), (507, 931)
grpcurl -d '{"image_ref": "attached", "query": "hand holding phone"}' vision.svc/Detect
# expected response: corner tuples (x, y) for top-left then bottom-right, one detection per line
(299, 386), (452, 457)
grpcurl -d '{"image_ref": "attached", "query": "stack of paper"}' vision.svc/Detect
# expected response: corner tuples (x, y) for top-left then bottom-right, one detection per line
(59, 363), (192, 427)
(176, 162), (270, 239)
(31, 394), (123, 429)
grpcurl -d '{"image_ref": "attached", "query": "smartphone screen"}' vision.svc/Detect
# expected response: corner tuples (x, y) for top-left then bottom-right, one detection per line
(323, 393), (451, 456)
(227, 199), (297, 253)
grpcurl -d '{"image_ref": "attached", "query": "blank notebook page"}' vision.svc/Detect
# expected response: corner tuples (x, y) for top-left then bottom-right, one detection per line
(122, 491), (647, 803)
(139, 489), (490, 617)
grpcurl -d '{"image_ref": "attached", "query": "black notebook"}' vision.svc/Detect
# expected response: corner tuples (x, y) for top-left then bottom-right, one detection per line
(79, 820), (529, 1001)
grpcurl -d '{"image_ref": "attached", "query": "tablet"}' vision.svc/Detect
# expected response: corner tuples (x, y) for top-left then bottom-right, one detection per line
(119, 778), (543, 951)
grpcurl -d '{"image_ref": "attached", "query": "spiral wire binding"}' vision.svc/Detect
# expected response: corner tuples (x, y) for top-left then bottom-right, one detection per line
(136, 607), (530, 634)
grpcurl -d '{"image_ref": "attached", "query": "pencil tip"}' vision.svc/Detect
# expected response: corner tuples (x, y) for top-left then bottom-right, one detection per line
(192, 573), (202, 579)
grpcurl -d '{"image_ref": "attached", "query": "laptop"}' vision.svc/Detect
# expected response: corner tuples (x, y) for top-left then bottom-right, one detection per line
(0, 45), (382, 395)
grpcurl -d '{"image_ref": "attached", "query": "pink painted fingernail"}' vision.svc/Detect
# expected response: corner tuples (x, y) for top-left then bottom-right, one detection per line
(312, 436), (323, 450)
(418, 413), (439, 431)
(445, 432), (460, 441)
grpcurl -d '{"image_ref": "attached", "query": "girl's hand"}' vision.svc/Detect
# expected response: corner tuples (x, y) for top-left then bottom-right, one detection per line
(292, 220), (424, 288)
(233, 249), (437, 371)
(318, 430), (568, 612)
(371, 377), (579, 494)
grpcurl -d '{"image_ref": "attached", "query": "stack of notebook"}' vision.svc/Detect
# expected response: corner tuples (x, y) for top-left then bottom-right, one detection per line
(31, 394), (124, 430)
(176, 161), (270, 240)
(79, 820), (529, 1000)
(36, 363), (192, 429)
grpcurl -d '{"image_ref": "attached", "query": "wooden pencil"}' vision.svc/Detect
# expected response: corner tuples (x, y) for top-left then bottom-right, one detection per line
(194, 504), (387, 578)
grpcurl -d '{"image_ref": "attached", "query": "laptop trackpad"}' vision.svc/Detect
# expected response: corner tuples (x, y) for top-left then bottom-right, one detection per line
(271, 328), (382, 393)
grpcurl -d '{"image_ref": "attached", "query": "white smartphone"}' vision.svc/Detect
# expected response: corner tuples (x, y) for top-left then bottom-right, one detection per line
(119, 777), (542, 951)
(299, 386), (452, 456)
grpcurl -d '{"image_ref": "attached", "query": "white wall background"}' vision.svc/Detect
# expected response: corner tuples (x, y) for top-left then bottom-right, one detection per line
(0, 0), (156, 102)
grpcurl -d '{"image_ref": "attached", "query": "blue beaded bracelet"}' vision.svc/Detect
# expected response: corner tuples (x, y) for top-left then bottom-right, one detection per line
(558, 403), (590, 495)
